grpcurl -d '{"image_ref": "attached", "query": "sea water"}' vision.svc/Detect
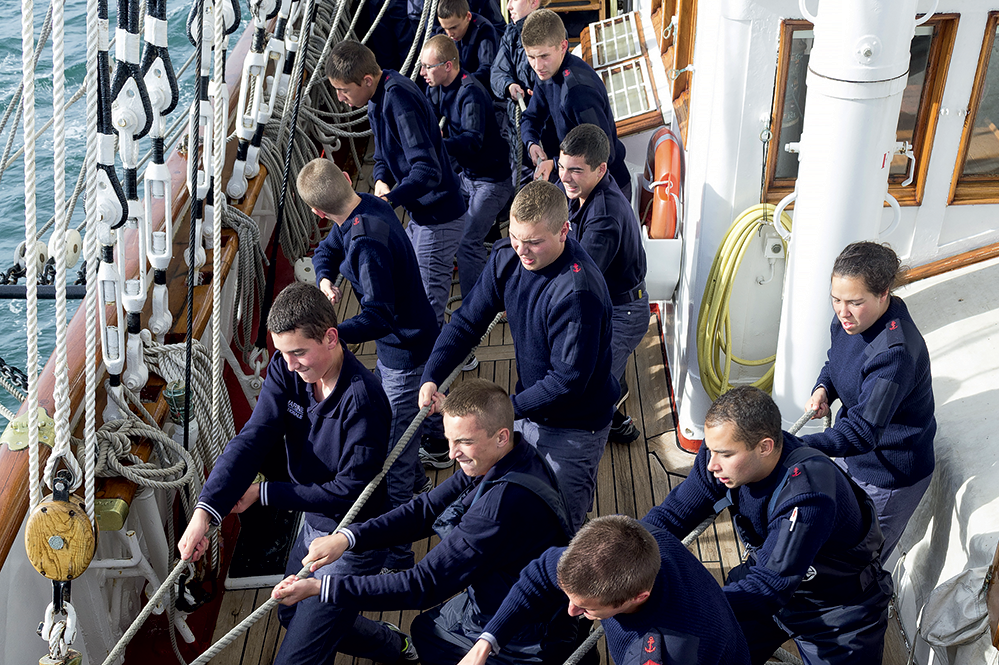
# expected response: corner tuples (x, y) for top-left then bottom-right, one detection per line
(0, 0), (204, 415)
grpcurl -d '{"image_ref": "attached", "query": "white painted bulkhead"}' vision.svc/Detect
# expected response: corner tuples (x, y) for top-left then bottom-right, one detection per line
(630, 0), (999, 662)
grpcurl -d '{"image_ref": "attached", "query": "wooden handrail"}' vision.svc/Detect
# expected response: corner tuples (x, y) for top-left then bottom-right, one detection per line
(0, 24), (268, 569)
(904, 242), (999, 284)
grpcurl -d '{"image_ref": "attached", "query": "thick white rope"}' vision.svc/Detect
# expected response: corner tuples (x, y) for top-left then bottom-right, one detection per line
(212, 0), (227, 478)
(22, 0), (41, 513)
(83, 0), (101, 528)
(44, 0), (78, 499)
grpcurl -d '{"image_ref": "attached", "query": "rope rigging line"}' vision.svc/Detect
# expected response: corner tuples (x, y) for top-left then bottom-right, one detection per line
(22, 0), (41, 514)
(254, 0), (318, 350)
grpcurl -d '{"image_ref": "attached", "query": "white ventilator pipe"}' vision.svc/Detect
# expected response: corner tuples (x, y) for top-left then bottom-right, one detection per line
(771, 0), (929, 430)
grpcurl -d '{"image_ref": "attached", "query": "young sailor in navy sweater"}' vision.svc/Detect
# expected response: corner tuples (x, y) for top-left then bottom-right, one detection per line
(490, 0), (552, 181)
(432, 0), (498, 89)
(422, 36), (513, 309)
(178, 283), (395, 665)
(297, 157), (444, 570)
(558, 124), (649, 444)
(460, 516), (750, 665)
(520, 10), (631, 198)
(326, 40), (467, 328)
(643, 386), (892, 665)
(273, 380), (587, 665)
(419, 181), (618, 531)
(802, 242), (935, 559)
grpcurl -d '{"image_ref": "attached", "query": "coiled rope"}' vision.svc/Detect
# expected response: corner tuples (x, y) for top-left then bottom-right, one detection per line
(696, 203), (793, 400)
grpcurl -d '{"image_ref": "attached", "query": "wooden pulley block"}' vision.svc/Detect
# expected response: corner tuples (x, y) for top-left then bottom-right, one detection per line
(39, 650), (82, 665)
(24, 494), (95, 582)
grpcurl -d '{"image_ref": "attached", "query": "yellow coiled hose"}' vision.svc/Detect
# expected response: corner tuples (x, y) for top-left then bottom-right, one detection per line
(696, 204), (793, 400)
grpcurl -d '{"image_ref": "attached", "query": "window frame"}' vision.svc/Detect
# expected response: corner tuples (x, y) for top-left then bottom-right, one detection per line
(949, 11), (999, 205)
(763, 15), (958, 207)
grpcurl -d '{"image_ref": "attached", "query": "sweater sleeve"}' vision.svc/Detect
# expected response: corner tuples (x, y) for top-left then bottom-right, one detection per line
(443, 88), (487, 165)
(566, 85), (619, 164)
(472, 34), (496, 85)
(509, 288), (608, 420)
(576, 211), (621, 273)
(520, 87), (548, 150)
(812, 319), (839, 401)
(641, 445), (723, 539)
(722, 491), (835, 618)
(323, 483), (558, 610)
(490, 31), (518, 99)
(422, 254), (505, 386)
(263, 383), (389, 517)
(196, 358), (289, 523)
(802, 344), (917, 458)
(481, 548), (566, 648)
(371, 124), (393, 187)
(335, 237), (400, 344)
(312, 224), (345, 284)
(383, 93), (445, 208)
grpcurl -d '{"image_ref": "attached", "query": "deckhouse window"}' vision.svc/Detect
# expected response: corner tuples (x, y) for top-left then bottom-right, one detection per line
(765, 16), (957, 206)
(950, 12), (999, 204)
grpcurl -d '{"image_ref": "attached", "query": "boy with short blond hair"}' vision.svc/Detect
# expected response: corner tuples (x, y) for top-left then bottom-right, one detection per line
(297, 157), (443, 570)
(419, 180), (618, 531)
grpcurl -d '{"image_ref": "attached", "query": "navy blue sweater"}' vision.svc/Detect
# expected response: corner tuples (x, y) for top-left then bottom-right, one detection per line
(563, 173), (647, 301)
(521, 53), (629, 192)
(311, 194), (439, 370)
(490, 17), (535, 102)
(421, 238), (618, 430)
(481, 527), (750, 665)
(197, 350), (391, 532)
(643, 434), (870, 619)
(369, 70), (466, 225)
(427, 72), (511, 182)
(319, 440), (567, 614)
(804, 296), (935, 489)
(432, 14), (497, 89)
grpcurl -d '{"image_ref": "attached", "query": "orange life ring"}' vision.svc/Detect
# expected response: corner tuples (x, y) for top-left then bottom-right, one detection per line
(649, 130), (681, 240)
(639, 127), (672, 227)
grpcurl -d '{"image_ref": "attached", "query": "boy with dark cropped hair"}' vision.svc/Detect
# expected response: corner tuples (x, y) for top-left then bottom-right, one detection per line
(520, 9), (631, 198)
(325, 40), (467, 330)
(558, 124), (649, 443)
(459, 515), (750, 665)
(178, 282), (394, 665)
(421, 36), (513, 347)
(419, 180), (618, 531)
(433, 0), (498, 88)
(643, 386), (892, 664)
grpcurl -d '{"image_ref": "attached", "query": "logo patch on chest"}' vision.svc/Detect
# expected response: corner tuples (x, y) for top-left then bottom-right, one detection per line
(287, 401), (305, 419)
